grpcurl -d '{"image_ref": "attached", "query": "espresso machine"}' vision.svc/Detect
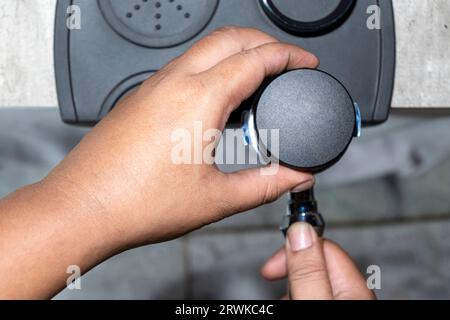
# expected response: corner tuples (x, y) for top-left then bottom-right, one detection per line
(54, 0), (395, 235)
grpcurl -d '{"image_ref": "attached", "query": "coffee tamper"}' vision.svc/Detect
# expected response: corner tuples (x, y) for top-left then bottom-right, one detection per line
(242, 69), (361, 236)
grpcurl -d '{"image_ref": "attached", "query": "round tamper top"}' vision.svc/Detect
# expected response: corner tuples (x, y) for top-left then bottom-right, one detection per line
(254, 69), (356, 173)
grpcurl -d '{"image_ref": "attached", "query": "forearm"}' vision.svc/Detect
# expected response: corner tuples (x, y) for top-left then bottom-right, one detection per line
(0, 177), (119, 299)
(0, 27), (319, 300)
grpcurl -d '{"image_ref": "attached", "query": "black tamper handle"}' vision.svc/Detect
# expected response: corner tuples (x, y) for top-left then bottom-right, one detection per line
(247, 69), (359, 238)
(281, 188), (325, 237)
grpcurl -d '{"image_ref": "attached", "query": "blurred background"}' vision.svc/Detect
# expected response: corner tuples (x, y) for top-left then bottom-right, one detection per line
(1, 0), (449, 299)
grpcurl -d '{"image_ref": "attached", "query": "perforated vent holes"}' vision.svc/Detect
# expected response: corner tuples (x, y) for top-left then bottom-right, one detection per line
(98, 0), (219, 48)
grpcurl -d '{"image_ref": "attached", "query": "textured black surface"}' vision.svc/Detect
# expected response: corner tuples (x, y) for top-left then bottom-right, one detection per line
(255, 69), (356, 172)
(98, 0), (219, 48)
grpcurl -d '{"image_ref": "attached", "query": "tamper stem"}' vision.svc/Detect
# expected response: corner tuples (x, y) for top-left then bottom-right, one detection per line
(281, 188), (325, 237)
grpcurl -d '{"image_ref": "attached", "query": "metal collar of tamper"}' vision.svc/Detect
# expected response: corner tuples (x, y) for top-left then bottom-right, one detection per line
(242, 109), (271, 164)
(282, 190), (325, 237)
(242, 102), (362, 238)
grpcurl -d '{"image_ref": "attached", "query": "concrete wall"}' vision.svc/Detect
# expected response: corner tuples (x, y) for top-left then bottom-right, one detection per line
(0, 0), (449, 108)
(0, 0), (56, 107)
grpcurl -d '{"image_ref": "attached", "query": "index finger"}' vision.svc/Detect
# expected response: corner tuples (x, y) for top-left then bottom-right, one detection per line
(172, 27), (279, 74)
(196, 42), (319, 116)
(261, 240), (376, 300)
(324, 241), (376, 300)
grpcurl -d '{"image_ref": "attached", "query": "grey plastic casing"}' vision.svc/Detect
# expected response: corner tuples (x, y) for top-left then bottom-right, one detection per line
(54, 0), (395, 125)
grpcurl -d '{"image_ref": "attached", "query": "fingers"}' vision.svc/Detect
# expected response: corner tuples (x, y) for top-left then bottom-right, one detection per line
(324, 241), (376, 300)
(219, 166), (314, 215)
(261, 246), (286, 281)
(197, 42), (319, 115)
(261, 240), (376, 300)
(286, 223), (334, 300)
(173, 27), (279, 74)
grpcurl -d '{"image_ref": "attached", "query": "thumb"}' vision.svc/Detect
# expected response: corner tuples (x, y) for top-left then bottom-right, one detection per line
(286, 222), (333, 300)
(221, 165), (314, 214)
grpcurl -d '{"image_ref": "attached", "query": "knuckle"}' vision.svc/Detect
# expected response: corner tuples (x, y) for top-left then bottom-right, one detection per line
(140, 74), (203, 107)
(212, 25), (241, 41)
(171, 77), (196, 95)
(216, 26), (273, 39)
(289, 261), (328, 284)
(191, 75), (218, 105)
(215, 196), (236, 220)
(239, 47), (256, 57)
(192, 74), (211, 93)
(239, 47), (269, 74)
(209, 177), (237, 219)
(212, 26), (275, 46)
(136, 71), (170, 96)
(260, 180), (282, 204)
(193, 73), (228, 107)
(334, 286), (376, 300)
(216, 25), (241, 34)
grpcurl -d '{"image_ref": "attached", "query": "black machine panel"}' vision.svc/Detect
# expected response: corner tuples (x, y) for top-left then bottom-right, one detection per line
(55, 0), (395, 125)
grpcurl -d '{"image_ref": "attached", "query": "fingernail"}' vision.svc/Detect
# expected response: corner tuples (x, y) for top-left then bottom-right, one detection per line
(291, 179), (313, 193)
(286, 222), (313, 252)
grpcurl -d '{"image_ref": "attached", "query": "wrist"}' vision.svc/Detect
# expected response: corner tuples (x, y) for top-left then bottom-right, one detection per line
(0, 177), (123, 298)
(38, 173), (128, 255)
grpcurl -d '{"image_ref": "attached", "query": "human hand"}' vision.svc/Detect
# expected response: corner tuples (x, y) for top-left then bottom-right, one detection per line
(0, 27), (321, 299)
(261, 223), (375, 300)
(44, 27), (318, 248)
